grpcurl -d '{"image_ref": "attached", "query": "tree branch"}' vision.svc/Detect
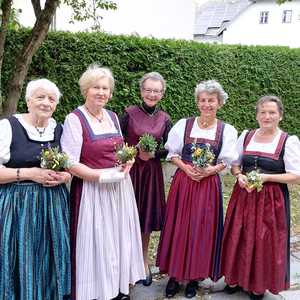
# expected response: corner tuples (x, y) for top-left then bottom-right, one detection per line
(0, 0), (13, 114)
(31, 0), (42, 18)
(3, 0), (59, 116)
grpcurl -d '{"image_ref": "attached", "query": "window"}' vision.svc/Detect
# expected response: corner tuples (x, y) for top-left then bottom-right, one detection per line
(282, 10), (292, 23)
(259, 11), (269, 24)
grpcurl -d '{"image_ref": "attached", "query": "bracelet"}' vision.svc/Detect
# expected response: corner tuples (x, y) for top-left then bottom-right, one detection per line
(16, 168), (20, 182)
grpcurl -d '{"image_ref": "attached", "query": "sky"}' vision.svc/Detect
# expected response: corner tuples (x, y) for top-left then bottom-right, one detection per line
(14, 0), (207, 40)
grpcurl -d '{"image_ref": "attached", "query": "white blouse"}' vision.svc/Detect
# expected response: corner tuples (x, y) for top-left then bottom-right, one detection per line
(233, 129), (300, 176)
(0, 114), (57, 167)
(61, 106), (120, 166)
(165, 118), (238, 167)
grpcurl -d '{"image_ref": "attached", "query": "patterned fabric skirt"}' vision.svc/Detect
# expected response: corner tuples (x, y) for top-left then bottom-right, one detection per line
(221, 182), (289, 294)
(0, 182), (71, 300)
(130, 158), (166, 233)
(156, 169), (223, 282)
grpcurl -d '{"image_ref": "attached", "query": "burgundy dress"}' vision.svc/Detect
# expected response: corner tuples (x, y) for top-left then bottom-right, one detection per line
(120, 105), (171, 234)
(221, 130), (290, 295)
(156, 118), (225, 282)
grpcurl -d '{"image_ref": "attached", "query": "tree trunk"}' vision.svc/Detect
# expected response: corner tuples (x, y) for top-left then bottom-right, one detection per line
(2, 0), (59, 117)
(0, 0), (13, 115)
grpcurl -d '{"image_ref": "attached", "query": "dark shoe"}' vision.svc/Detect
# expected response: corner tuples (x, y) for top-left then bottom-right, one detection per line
(184, 281), (198, 298)
(142, 266), (153, 286)
(224, 284), (242, 294)
(111, 293), (130, 300)
(165, 277), (180, 298)
(249, 292), (264, 300)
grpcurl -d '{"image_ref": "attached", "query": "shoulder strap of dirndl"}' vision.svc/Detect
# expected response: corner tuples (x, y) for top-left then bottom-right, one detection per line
(184, 117), (196, 145)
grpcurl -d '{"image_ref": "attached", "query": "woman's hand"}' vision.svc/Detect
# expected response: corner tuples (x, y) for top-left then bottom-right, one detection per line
(195, 165), (217, 178)
(46, 171), (72, 185)
(138, 150), (154, 161)
(121, 159), (135, 176)
(183, 164), (204, 182)
(236, 173), (255, 192)
(29, 167), (58, 186)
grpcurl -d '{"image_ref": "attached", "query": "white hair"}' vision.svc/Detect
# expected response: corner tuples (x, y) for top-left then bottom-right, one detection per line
(195, 80), (228, 105)
(25, 78), (61, 103)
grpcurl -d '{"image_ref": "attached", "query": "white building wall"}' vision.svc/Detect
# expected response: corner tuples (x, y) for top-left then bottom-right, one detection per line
(13, 0), (197, 40)
(223, 0), (300, 48)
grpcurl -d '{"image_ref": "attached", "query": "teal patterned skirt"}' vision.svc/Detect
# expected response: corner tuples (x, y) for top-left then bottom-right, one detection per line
(0, 182), (71, 300)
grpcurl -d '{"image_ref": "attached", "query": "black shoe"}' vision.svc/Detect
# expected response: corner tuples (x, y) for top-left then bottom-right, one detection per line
(249, 292), (264, 300)
(111, 293), (130, 300)
(165, 277), (180, 298)
(224, 284), (242, 294)
(184, 281), (198, 298)
(142, 266), (153, 286)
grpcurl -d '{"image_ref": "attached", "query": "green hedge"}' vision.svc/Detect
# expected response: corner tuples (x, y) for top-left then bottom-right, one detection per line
(2, 30), (300, 136)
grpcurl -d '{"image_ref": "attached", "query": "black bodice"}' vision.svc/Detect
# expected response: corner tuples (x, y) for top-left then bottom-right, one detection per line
(4, 116), (62, 168)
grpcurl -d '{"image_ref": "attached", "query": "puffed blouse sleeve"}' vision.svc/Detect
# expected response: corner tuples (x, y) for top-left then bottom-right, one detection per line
(231, 130), (248, 166)
(284, 135), (300, 176)
(165, 118), (186, 160)
(218, 123), (239, 167)
(0, 119), (12, 167)
(61, 113), (83, 166)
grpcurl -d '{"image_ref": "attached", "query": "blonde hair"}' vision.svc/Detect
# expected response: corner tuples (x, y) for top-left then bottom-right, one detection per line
(79, 64), (114, 98)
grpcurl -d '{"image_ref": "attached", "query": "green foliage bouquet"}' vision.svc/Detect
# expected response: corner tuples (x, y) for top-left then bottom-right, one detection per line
(245, 170), (263, 192)
(191, 143), (215, 168)
(116, 143), (137, 164)
(138, 133), (158, 153)
(40, 145), (70, 171)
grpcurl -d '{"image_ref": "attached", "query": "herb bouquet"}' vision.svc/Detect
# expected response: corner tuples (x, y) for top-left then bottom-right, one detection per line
(40, 145), (70, 171)
(116, 143), (137, 164)
(245, 170), (263, 192)
(191, 143), (215, 168)
(138, 133), (158, 154)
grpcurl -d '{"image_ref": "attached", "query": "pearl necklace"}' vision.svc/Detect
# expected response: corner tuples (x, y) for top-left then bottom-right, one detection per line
(84, 105), (104, 122)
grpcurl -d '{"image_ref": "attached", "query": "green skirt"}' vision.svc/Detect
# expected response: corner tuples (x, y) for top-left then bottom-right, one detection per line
(0, 182), (71, 300)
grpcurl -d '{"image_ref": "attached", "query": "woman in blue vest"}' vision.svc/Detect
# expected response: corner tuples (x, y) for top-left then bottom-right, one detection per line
(0, 79), (71, 300)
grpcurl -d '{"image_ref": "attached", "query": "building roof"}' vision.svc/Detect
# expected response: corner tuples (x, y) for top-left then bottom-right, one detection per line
(194, 0), (253, 36)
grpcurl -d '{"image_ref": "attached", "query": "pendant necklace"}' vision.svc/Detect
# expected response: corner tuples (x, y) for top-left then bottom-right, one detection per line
(198, 117), (216, 128)
(85, 105), (104, 122)
(35, 126), (46, 137)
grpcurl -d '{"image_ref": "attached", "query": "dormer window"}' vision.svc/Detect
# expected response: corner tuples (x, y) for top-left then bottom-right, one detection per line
(259, 11), (269, 24)
(282, 10), (292, 23)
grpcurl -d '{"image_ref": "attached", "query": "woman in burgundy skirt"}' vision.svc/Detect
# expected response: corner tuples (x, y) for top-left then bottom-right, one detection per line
(156, 80), (238, 298)
(221, 96), (300, 300)
(120, 72), (172, 286)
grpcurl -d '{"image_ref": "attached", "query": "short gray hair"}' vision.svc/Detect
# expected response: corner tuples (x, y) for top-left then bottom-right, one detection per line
(139, 72), (166, 94)
(25, 78), (61, 103)
(256, 95), (284, 116)
(195, 80), (228, 105)
(79, 64), (115, 98)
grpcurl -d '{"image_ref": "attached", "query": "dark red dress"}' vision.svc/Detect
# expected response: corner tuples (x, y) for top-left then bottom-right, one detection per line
(156, 118), (225, 282)
(120, 105), (172, 234)
(221, 130), (290, 295)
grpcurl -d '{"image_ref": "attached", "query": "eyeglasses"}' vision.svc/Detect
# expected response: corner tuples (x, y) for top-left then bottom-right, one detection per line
(142, 88), (163, 95)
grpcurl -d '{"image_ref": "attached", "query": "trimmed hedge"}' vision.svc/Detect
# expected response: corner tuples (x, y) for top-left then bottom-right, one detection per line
(2, 30), (300, 136)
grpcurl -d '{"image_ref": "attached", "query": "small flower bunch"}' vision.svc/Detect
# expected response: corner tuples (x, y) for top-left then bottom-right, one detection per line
(116, 143), (137, 164)
(245, 170), (263, 192)
(40, 145), (70, 171)
(138, 133), (158, 153)
(191, 143), (215, 168)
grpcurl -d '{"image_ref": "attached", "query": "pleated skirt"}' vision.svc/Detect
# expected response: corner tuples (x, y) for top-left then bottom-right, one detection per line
(0, 182), (71, 300)
(221, 182), (290, 294)
(156, 169), (224, 282)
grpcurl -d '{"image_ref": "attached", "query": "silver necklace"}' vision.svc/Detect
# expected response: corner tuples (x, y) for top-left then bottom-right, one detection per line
(35, 126), (46, 137)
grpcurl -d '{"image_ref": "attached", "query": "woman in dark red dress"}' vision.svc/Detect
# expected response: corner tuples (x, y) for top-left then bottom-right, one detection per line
(120, 72), (172, 286)
(221, 96), (300, 300)
(156, 80), (238, 298)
